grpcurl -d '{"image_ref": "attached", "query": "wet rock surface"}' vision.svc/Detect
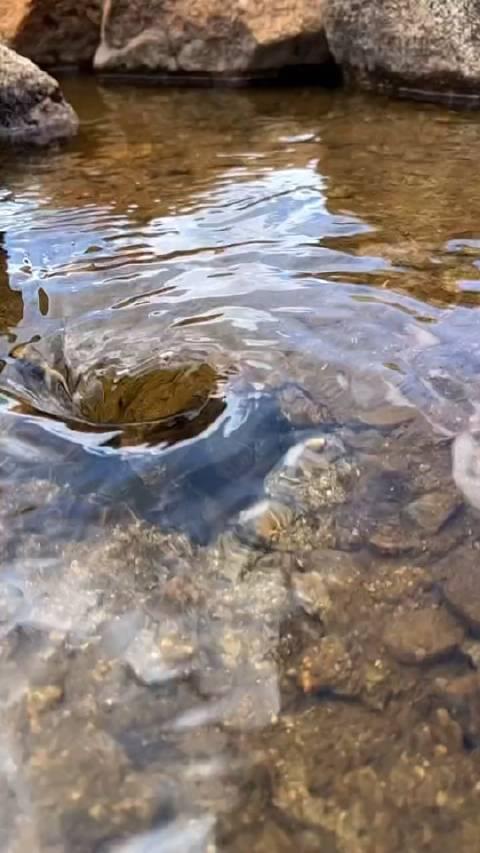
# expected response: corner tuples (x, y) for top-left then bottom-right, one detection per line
(0, 45), (79, 145)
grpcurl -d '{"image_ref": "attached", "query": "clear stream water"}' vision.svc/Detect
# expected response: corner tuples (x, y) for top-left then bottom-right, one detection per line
(2, 80), (480, 851)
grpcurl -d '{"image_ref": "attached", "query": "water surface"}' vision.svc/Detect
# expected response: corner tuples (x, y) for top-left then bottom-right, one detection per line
(1, 80), (480, 852)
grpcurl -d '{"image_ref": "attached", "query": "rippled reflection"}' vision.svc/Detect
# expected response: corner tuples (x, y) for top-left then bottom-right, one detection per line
(2, 82), (480, 852)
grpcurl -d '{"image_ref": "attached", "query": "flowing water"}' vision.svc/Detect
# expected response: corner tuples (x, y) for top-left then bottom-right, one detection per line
(2, 79), (480, 851)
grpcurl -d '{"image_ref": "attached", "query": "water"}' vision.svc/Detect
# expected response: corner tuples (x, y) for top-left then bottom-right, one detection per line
(1, 80), (480, 851)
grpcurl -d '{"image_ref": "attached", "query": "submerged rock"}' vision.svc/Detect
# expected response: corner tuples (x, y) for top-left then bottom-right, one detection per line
(434, 674), (480, 745)
(325, 0), (480, 104)
(404, 490), (462, 535)
(0, 45), (79, 145)
(236, 499), (296, 548)
(94, 0), (330, 78)
(299, 635), (361, 697)
(384, 607), (464, 665)
(443, 561), (480, 633)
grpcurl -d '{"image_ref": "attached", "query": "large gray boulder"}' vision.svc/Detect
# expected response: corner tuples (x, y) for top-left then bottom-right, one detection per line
(0, 45), (79, 145)
(325, 0), (480, 103)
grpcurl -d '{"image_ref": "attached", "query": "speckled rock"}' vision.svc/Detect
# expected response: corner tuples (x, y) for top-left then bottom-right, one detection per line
(0, 45), (78, 145)
(384, 607), (464, 665)
(325, 0), (480, 104)
(94, 0), (330, 77)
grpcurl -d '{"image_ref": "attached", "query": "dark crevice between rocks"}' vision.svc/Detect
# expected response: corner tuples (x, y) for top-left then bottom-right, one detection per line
(462, 732), (477, 752)
(94, 56), (343, 90)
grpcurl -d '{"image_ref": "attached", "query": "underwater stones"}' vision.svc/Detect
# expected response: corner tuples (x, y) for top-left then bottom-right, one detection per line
(367, 525), (416, 557)
(62, 520), (200, 624)
(365, 564), (432, 605)
(124, 625), (195, 688)
(384, 607), (464, 665)
(433, 674), (480, 745)
(0, 45), (79, 145)
(276, 383), (334, 428)
(22, 721), (167, 851)
(7, 479), (62, 517)
(292, 551), (360, 620)
(443, 562), (480, 633)
(265, 435), (351, 510)
(342, 464), (466, 558)
(25, 683), (64, 733)
(101, 610), (197, 688)
(404, 490), (462, 535)
(292, 570), (336, 621)
(355, 404), (417, 429)
(299, 635), (360, 698)
(236, 500), (295, 548)
(264, 690), (480, 852)
(233, 435), (352, 552)
(367, 510), (465, 558)
(463, 637), (480, 671)
(235, 498), (335, 553)
(325, 0), (480, 104)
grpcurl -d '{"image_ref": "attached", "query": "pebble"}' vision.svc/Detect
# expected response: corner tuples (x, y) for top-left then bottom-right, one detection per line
(384, 607), (464, 665)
